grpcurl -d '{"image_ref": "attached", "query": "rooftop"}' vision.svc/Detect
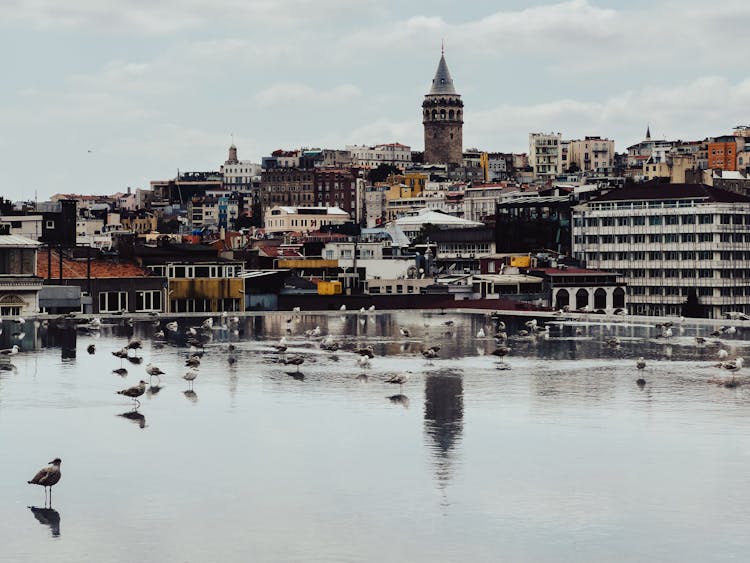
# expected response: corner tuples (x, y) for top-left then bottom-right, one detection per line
(588, 183), (750, 204)
(38, 250), (153, 279)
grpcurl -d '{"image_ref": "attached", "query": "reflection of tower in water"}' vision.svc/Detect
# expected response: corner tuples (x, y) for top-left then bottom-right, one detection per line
(423, 372), (464, 492)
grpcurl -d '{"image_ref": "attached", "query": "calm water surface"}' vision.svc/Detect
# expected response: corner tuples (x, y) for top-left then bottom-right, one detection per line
(1, 312), (749, 562)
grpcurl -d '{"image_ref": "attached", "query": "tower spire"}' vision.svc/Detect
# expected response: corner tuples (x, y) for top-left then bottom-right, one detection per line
(646, 124), (651, 140)
(441, 39), (444, 56)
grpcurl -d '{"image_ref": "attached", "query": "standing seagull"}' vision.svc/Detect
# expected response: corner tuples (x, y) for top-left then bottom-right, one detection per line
(117, 380), (147, 408)
(182, 370), (198, 390)
(636, 357), (646, 370)
(283, 354), (305, 372)
(28, 458), (62, 506)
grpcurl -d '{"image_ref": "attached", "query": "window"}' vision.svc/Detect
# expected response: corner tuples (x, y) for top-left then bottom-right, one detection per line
(99, 291), (128, 313)
(633, 216), (646, 226)
(665, 215), (679, 225)
(681, 233), (696, 243)
(136, 290), (162, 312)
(46, 220), (55, 229)
(698, 214), (713, 224)
(649, 216), (662, 226)
(698, 269), (713, 278)
(698, 233), (713, 243)
(681, 215), (695, 224)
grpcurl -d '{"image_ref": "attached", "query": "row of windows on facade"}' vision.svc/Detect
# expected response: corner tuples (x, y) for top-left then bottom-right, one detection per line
(99, 292), (242, 313)
(423, 110), (462, 120)
(146, 265), (242, 278)
(576, 213), (750, 227)
(602, 268), (750, 279)
(575, 232), (750, 244)
(628, 286), (744, 297)
(584, 250), (750, 261)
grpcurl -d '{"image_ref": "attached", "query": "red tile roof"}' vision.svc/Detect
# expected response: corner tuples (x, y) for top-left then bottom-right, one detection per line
(38, 250), (152, 279)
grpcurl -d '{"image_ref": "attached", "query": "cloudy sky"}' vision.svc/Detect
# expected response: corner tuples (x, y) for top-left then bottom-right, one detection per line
(2, 0), (750, 200)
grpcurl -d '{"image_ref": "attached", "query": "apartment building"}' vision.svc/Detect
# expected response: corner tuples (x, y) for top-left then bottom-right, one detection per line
(529, 132), (562, 179)
(567, 137), (614, 174)
(573, 183), (750, 318)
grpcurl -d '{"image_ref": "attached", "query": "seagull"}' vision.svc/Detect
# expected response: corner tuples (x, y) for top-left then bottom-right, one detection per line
(636, 357), (646, 370)
(87, 344), (96, 354)
(112, 368), (128, 376)
(368, 305), (376, 311)
(385, 372), (409, 391)
(356, 355), (371, 370)
(28, 458), (62, 506)
(722, 357), (744, 372)
(117, 380), (147, 408)
(283, 354), (304, 371)
(695, 336), (706, 345)
(477, 328), (486, 338)
(126, 340), (142, 354)
(399, 327), (411, 338)
(146, 364), (165, 377)
(154, 330), (165, 339)
(182, 371), (198, 390)
(201, 318), (213, 330)
(359, 307), (366, 313)
(185, 355), (201, 368)
(492, 346), (511, 359)
(718, 349), (729, 360)
(305, 326), (321, 338)
(165, 321), (178, 332)
(340, 304), (347, 311)
(292, 306), (301, 312)
(355, 345), (375, 359)
(421, 346), (440, 361)
(0, 345), (20, 356)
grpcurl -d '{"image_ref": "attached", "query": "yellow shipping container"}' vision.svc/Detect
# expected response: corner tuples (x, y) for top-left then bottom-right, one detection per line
(317, 281), (343, 295)
(510, 256), (531, 268)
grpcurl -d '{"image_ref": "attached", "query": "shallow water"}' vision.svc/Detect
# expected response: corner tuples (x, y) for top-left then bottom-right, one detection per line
(1, 312), (749, 562)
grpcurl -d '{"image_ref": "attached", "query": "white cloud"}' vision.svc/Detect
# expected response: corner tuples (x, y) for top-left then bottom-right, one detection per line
(255, 83), (361, 107)
(468, 76), (750, 151)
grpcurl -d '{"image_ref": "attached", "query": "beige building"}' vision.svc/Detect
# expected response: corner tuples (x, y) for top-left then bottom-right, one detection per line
(567, 136), (614, 174)
(264, 206), (350, 234)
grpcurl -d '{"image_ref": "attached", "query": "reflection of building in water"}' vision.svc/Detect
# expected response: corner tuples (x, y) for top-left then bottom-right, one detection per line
(423, 372), (464, 490)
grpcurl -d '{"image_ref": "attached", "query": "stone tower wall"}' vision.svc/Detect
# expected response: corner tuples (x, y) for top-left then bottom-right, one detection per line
(424, 121), (463, 164)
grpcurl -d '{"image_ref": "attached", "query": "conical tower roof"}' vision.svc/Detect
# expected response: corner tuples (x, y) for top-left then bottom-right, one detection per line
(428, 54), (457, 95)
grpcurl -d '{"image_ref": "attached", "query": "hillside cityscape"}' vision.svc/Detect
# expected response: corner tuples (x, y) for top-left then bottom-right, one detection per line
(2, 51), (750, 320)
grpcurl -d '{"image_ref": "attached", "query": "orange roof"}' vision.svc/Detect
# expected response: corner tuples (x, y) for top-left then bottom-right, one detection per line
(38, 250), (152, 279)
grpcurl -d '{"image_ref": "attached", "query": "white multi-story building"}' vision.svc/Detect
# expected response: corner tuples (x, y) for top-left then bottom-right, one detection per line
(346, 143), (411, 169)
(221, 144), (261, 188)
(529, 132), (563, 179)
(572, 183), (750, 318)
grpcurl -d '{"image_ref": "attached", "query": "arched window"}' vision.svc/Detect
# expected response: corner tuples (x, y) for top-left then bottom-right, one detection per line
(594, 288), (607, 309)
(555, 289), (570, 310)
(440, 110), (446, 120)
(457, 110), (462, 120)
(449, 110), (455, 119)
(613, 287), (625, 308)
(432, 110), (437, 120)
(576, 288), (589, 309)
(424, 110), (429, 119)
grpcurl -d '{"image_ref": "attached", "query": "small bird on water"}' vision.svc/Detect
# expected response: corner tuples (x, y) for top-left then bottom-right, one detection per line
(28, 458), (62, 506)
(87, 344), (96, 354)
(117, 380), (147, 408)
(636, 357), (646, 370)
(183, 370), (198, 389)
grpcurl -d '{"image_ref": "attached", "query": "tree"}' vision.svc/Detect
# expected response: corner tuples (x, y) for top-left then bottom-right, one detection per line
(682, 288), (705, 318)
(367, 163), (400, 184)
(412, 223), (440, 245)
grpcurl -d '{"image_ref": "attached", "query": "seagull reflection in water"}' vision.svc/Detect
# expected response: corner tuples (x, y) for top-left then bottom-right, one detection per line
(183, 390), (198, 403)
(387, 394), (410, 408)
(147, 384), (163, 397)
(28, 506), (60, 537)
(118, 410), (146, 429)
